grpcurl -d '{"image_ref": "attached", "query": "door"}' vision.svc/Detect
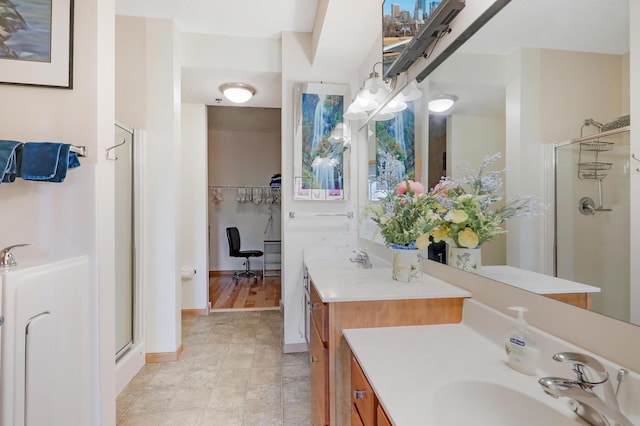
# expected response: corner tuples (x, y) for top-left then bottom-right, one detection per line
(115, 123), (135, 359)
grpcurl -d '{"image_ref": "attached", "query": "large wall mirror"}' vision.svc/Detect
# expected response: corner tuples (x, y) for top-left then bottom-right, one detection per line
(362, 0), (636, 327)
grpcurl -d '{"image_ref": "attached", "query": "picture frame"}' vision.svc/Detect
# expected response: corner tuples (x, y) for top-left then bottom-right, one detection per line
(293, 82), (350, 201)
(0, 0), (74, 88)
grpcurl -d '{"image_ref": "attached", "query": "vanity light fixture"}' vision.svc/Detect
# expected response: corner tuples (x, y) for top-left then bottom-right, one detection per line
(219, 82), (256, 104)
(428, 94), (457, 113)
(345, 62), (391, 119)
(359, 63), (390, 104)
(394, 81), (423, 103)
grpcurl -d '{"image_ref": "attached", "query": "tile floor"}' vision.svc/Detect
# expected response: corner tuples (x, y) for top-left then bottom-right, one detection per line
(116, 310), (311, 425)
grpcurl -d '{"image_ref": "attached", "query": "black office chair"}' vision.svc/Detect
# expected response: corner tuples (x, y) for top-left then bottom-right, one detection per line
(226, 227), (263, 282)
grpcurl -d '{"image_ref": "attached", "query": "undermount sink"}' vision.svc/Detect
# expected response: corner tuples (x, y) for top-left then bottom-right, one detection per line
(433, 381), (584, 426)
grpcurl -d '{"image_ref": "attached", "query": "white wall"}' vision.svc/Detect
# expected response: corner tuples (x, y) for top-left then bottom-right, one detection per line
(281, 31), (365, 350)
(0, 0), (114, 423)
(115, 16), (183, 356)
(181, 104), (209, 310)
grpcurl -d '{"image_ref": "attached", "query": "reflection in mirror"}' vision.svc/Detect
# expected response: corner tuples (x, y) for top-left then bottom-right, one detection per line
(365, 0), (636, 326)
(293, 83), (350, 201)
(368, 101), (421, 200)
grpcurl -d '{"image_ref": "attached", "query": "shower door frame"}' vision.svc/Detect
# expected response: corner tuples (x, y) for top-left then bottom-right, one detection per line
(115, 122), (139, 361)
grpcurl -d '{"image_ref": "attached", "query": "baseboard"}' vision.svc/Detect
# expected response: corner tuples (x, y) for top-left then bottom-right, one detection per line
(283, 342), (308, 353)
(209, 270), (235, 277)
(209, 306), (279, 313)
(181, 308), (208, 316)
(116, 342), (145, 395)
(145, 344), (183, 363)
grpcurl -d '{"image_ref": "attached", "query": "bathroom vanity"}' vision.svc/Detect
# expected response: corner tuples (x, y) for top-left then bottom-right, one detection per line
(304, 255), (471, 426)
(344, 299), (639, 426)
(477, 266), (601, 309)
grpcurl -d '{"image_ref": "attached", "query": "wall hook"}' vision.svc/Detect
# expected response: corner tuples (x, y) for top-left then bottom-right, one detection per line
(106, 139), (126, 160)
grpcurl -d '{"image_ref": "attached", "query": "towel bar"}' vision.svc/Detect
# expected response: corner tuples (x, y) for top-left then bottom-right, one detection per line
(70, 145), (87, 157)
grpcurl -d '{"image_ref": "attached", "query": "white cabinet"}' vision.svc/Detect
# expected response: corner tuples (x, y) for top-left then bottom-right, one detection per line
(263, 240), (281, 277)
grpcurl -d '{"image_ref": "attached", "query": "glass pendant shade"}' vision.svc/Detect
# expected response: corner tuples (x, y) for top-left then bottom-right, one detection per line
(395, 81), (423, 102)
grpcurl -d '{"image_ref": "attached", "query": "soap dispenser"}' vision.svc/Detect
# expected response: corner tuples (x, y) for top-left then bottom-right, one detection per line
(504, 306), (540, 375)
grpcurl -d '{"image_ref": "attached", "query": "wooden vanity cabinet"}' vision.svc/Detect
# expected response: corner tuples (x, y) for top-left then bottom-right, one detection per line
(376, 405), (392, 426)
(308, 281), (466, 425)
(351, 355), (392, 426)
(310, 282), (329, 425)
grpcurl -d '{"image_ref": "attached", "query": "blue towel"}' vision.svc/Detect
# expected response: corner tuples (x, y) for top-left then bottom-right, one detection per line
(0, 140), (23, 183)
(19, 142), (81, 182)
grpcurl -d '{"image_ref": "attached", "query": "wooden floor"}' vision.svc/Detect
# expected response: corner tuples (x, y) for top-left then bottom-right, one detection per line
(209, 273), (281, 310)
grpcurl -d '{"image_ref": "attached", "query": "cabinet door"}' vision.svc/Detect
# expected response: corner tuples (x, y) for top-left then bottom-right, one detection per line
(310, 320), (329, 426)
(376, 404), (393, 426)
(310, 284), (328, 342)
(352, 405), (365, 426)
(351, 356), (375, 426)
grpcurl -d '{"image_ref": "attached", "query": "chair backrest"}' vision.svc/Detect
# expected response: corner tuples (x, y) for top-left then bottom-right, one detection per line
(226, 227), (241, 257)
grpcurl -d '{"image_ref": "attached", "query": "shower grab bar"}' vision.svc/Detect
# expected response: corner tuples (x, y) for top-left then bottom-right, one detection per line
(632, 153), (640, 172)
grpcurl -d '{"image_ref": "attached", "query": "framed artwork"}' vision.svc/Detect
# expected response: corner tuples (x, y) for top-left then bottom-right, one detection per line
(293, 82), (349, 201)
(0, 0), (74, 88)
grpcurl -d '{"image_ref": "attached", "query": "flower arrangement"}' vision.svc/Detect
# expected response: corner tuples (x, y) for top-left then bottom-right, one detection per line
(428, 153), (538, 249)
(367, 178), (440, 249)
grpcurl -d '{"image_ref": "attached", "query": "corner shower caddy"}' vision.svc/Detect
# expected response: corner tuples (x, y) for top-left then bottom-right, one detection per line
(575, 117), (629, 214)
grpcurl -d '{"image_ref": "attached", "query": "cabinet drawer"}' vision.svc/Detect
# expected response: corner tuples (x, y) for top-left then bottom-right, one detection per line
(351, 356), (375, 426)
(310, 283), (328, 342)
(376, 404), (392, 426)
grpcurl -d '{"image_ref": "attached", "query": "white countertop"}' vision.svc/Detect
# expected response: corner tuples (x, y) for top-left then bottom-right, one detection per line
(304, 256), (471, 303)
(478, 265), (601, 294)
(344, 300), (639, 426)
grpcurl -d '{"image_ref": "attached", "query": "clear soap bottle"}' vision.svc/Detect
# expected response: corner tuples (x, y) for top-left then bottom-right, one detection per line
(504, 306), (540, 375)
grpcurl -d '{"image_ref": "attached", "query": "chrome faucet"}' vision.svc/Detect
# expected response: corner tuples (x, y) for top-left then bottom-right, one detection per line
(0, 244), (29, 268)
(539, 352), (632, 426)
(349, 249), (373, 269)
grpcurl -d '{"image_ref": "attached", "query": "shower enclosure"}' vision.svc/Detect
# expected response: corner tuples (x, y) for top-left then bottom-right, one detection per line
(554, 127), (630, 322)
(114, 123), (136, 360)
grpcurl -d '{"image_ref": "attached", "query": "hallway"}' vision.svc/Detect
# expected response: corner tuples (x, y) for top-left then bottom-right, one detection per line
(116, 311), (310, 425)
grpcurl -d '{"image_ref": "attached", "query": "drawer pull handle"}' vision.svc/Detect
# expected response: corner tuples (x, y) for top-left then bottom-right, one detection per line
(311, 356), (319, 362)
(354, 390), (366, 400)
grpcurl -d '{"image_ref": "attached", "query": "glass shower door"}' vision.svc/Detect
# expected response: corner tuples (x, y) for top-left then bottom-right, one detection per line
(554, 131), (630, 322)
(115, 124), (135, 359)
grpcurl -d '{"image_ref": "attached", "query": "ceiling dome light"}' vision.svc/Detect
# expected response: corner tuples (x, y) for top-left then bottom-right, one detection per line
(219, 82), (256, 104)
(428, 94), (457, 113)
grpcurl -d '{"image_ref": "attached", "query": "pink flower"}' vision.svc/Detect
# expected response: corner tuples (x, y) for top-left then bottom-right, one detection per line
(431, 180), (456, 197)
(396, 180), (425, 196)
